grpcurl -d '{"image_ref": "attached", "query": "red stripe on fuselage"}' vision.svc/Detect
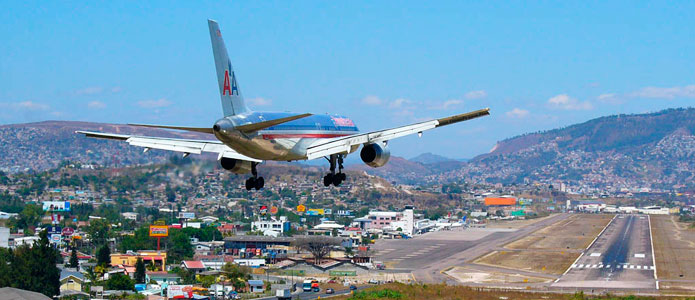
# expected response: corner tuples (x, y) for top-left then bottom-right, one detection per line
(261, 133), (350, 139)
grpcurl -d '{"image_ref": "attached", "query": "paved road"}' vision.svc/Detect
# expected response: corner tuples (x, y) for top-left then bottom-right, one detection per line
(553, 214), (656, 290)
(372, 213), (573, 284)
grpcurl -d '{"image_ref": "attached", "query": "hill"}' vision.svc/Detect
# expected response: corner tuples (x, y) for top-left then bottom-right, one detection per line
(462, 108), (695, 189)
(0, 121), (212, 172)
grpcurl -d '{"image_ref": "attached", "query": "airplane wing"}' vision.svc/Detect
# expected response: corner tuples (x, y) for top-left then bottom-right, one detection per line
(305, 108), (490, 160)
(75, 131), (262, 162)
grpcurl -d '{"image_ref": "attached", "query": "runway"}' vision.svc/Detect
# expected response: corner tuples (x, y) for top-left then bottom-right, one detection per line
(372, 213), (573, 284)
(553, 214), (656, 290)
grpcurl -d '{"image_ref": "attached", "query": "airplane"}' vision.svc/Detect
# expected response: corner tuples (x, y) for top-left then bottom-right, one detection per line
(77, 20), (490, 190)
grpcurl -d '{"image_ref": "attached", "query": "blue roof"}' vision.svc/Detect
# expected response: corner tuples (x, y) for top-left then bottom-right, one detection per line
(248, 280), (264, 285)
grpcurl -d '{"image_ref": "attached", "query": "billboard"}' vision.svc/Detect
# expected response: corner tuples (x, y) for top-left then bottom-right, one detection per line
(270, 206), (279, 215)
(296, 205), (306, 212)
(47, 226), (62, 234)
(329, 270), (356, 276)
(306, 208), (324, 216)
(149, 225), (169, 237)
(178, 212), (195, 219)
(259, 205), (268, 215)
(50, 234), (62, 243)
(42, 201), (70, 212)
(167, 285), (193, 299)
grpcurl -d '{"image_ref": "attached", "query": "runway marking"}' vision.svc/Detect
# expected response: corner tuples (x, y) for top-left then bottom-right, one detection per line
(629, 265), (635, 269)
(635, 253), (645, 258)
(592, 264), (598, 268)
(590, 252), (601, 257)
(578, 264), (584, 268)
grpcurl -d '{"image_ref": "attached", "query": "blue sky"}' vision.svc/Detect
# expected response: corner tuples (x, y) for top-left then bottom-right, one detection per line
(1, 1), (694, 159)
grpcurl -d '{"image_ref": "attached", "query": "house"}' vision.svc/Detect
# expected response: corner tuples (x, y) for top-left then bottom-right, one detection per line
(247, 280), (265, 293)
(110, 250), (167, 270)
(146, 272), (180, 285)
(60, 269), (86, 293)
(181, 260), (206, 273)
(200, 216), (219, 225)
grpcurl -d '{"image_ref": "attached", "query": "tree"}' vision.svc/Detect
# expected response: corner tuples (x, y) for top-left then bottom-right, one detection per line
(5, 230), (61, 297)
(167, 229), (193, 263)
(69, 247), (79, 268)
(134, 258), (146, 284)
(292, 236), (341, 264)
(222, 262), (251, 291)
(96, 244), (111, 267)
(88, 218), (111, 246)
(105, 273), (135, 291)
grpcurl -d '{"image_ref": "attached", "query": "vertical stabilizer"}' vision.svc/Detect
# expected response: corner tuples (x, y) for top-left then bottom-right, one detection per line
(208, 19), (249, 116)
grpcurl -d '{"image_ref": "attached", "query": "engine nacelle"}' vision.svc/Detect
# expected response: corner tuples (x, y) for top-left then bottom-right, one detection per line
(360, 143), (391, 168)
(220, 157), (253, 174)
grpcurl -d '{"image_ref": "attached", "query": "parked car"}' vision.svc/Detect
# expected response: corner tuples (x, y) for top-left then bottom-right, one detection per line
(349, 285), (357, 291)
(312, 287), (320, 293)
(326, 288), (334, 294)
(368, 279), (379, 284)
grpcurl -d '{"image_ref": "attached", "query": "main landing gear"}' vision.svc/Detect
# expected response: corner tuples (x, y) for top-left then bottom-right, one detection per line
(323, 154), (346, 187)
(245, 163), (265, 190)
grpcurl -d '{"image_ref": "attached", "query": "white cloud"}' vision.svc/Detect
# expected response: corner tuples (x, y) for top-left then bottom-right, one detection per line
(389, 98), (411, 108)
(74, 86), (104, 96)
(137, 98), (171, 108)
(505, 108), (530, 118)
(248, 97), (272, 106)
(464, 90), (487, 99)
(597, 93), (622, 104)
(361, 95), (383, 106)
(87, 101), (106, 109)
(547, 94), (593, 110)
(430, 99), (463, 110)
(630, 85), (695, 99)
(15, 101), (50, 111)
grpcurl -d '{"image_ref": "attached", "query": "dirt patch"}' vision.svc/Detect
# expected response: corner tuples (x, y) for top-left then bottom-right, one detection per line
(474, 250), (577, 275)
(486, 213), (557, 229)
(651, 215), (695, 281)
(445, 266), (551, 284)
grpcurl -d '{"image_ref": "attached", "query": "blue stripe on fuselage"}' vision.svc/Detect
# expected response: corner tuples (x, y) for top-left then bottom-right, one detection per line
(234, 112), (359, 132)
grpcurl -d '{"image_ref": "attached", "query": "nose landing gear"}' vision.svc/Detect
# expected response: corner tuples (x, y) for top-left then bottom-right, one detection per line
(323, 154), (346, 187)
(245, 163), (265, 190)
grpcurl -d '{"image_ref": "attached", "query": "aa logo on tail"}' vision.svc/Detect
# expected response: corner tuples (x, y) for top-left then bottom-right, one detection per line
(222, 62), (238, 96)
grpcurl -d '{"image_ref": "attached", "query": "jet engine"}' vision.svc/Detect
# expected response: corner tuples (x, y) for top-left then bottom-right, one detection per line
(360, 143), (391, 168)
(220, 157), (253, 174)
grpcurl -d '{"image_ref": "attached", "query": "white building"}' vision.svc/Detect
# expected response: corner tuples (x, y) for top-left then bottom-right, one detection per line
(639, 206), (669, 215)
(251, 216), (290, 236)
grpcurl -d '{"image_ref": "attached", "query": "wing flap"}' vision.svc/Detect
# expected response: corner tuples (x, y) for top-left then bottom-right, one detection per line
(76, 131), (261, 162)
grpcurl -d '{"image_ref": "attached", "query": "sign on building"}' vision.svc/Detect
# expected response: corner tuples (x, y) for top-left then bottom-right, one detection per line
(296, 205), (306, 212)
(329, 270), (357, 276)
(149, 225), (169, 237)
(167, 285), (193, 299)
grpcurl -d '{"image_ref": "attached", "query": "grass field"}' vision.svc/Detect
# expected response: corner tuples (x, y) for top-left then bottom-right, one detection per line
(475, 249), (579, 275)
(333, 282), (681, 299)
(471, 214), (613, 275)
(651, 215), (695, 286)
(506, 214), (614, 250)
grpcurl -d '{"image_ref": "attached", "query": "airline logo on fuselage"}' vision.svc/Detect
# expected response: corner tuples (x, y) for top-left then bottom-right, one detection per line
(222, 62), (238, 96)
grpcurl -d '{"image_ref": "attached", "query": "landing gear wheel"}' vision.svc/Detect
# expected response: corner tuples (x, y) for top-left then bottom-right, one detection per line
(245, 178), (255, 191)
(332, 175), (343, 186)
(254, 177), (265, 190)
(323, 174), (333, 187)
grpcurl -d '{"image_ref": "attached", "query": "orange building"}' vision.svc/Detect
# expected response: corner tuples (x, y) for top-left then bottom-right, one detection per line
(484, 197), (517, 206)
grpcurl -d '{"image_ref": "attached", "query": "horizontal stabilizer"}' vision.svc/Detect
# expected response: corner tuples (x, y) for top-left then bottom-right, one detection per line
(235, 113), (312, 133)
(436, 108), (490, 127)
(128, 124), (214, 134)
